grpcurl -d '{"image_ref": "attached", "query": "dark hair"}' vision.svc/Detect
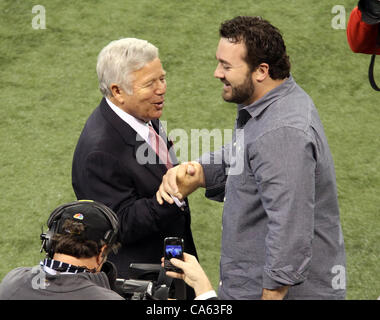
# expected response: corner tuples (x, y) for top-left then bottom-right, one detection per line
(51, 220), (119, 259)
(219, 16), (291, 80)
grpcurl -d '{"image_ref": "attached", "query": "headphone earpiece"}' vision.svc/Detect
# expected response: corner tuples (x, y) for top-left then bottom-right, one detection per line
(41, 209), (62, 258)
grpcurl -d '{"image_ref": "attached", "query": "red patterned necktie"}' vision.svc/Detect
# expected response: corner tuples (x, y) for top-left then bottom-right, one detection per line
(148, 124), (173, 169)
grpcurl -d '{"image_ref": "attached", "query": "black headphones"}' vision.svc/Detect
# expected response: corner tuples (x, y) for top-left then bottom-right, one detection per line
(40, 200), (119, 258)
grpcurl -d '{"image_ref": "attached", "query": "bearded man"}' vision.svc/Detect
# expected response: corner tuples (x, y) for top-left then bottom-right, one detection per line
(157, 16), (346, 300)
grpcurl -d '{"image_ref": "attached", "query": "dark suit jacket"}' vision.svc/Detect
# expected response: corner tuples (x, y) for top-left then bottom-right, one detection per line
(72, 98), (197, 281)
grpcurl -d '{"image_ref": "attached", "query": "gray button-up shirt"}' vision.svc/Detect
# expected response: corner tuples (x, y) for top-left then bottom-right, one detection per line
(200, 75), (346, 299)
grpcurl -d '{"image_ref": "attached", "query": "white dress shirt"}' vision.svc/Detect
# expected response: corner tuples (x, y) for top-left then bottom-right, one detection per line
(194, 290), (218, 300)
(106, 97), (150, 143)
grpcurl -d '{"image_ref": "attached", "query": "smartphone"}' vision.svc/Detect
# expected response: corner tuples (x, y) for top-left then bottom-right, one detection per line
(163, 237), (184, 273)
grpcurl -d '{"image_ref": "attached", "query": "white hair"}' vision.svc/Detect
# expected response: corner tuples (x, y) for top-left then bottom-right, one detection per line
(96, 38), (159, 97)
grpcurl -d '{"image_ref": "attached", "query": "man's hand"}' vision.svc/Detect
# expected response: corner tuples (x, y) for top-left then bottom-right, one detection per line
(261, 286), (289, 300)
(156, 161), (205, 204)
(161, 253), (213, 298)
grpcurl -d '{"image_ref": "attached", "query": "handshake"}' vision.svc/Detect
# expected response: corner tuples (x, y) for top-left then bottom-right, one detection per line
(156, 161), (206, 205)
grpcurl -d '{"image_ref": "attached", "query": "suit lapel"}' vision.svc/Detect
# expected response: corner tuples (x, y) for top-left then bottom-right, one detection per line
(99, 98), (170, 180)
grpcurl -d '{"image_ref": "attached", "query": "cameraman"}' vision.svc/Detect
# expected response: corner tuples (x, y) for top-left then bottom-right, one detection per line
(0, 200), (124, 300)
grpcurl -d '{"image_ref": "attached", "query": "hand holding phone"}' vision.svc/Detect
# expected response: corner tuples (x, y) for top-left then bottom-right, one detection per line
(163, 237), (184, 273)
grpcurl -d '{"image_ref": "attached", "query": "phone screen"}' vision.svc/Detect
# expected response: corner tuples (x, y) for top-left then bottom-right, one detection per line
(165, 244), (183, 259)
(164, 237), (184, 273)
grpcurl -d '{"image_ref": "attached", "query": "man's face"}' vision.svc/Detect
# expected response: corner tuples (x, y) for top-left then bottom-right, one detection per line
(214, 38), (254, 105)
(121, 57), (167, 122)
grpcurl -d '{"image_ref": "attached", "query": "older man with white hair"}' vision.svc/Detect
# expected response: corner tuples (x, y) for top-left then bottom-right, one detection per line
(71, 38), (197, 299)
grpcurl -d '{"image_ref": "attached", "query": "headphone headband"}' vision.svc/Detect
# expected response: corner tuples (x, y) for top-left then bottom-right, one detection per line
(41, 200), (119, 258)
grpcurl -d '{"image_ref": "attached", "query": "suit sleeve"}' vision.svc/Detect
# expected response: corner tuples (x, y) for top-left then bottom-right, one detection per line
(81, 151), (186, 245)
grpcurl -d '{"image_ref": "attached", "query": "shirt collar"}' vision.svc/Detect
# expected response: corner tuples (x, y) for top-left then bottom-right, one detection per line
(238, 74), (296, 121)
(40, 258), (89, 275)
(105, 97), (150, 143)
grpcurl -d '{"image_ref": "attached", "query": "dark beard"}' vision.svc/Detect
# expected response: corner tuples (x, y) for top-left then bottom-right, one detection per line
(223, 74), (254, 105)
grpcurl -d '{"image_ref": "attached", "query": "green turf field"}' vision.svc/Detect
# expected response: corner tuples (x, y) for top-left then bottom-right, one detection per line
(1, 0), (379, 300)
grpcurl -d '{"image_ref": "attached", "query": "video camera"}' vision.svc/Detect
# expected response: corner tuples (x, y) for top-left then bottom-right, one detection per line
(115, 278), (156, 300)
(112, 263), (185, 300)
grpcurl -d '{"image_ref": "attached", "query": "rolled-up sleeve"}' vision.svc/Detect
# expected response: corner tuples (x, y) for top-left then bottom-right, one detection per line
(250, 126), (316, 289)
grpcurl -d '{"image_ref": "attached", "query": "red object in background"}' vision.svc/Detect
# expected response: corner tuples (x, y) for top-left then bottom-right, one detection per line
(347, 6), (380, 54)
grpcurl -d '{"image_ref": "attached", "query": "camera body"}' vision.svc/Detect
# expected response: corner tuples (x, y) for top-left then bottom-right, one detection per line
(113, 237), (186, 300)
(115, 278), (155, 300)
(114, 263), (169, 300)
